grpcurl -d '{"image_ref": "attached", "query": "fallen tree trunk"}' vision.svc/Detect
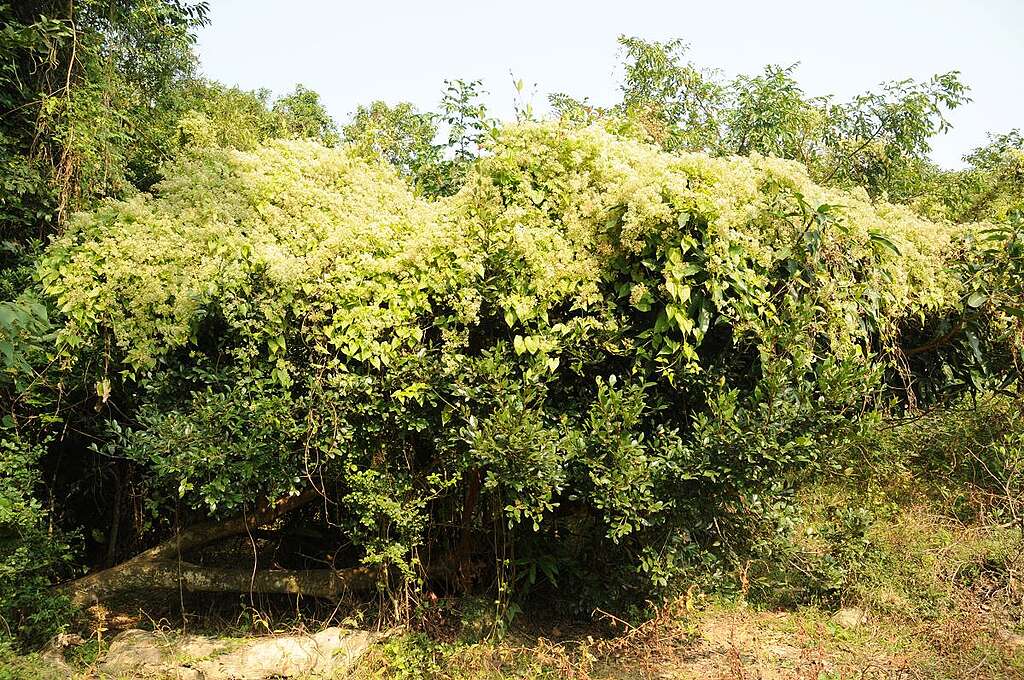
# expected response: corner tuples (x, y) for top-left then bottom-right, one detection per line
(57, 489), (381, 607)
(65, 560), (381, 607)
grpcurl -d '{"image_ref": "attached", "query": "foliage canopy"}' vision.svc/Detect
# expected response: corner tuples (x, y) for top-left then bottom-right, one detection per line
(35, 123), (1017, 619)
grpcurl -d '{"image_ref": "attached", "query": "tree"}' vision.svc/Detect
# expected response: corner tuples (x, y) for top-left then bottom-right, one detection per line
(342, 101), (444, 193)
(2, 18), (1017, 648)
(342, 81), (491, 197)
(616, 36), (724, 152)
(439, 79), (490, 163)
(273, 84), (340, 146)
(551, 36), (970, 204)
(722, 64), (824, 164)
(818, 72), (970, 201)
(174, 81), (340, 151)
(435, 78), (491, 192)
(173, 82), (283, 150)
(0, 0), (209, 646)
(0, 0), (210, 239)
(936, 130), (1024, 222)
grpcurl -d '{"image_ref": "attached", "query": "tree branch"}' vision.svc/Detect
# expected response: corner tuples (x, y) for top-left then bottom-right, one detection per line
(905, 317), (966, 356)
(141, 488), (320, 562)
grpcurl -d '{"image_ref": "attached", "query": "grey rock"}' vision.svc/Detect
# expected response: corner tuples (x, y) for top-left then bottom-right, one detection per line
(831, 607), (867, 629)
(98, 627), (379, 679)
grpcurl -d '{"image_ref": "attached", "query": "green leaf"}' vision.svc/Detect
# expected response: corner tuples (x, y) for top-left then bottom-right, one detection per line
(1001, 304), (1024, 319)
(869, 231), (901, 256)
(677, 263), (702, 278)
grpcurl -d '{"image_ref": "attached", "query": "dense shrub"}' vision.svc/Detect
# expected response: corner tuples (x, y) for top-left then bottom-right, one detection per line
(2, 2), (1020, 651)
(33, 123), (1002, 619)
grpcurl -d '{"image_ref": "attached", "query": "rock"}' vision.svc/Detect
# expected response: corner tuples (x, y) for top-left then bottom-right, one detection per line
(98, 627), (379, 679)
(37, 632), (84, 679)
(831, 607), (867, 629)
(100, 629), (166, 674)
(200, 628), (378, 679)
(766, 643), (800, 658)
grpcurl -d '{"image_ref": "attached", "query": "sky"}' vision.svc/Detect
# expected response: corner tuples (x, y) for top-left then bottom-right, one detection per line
(196, 0), (1024, 169)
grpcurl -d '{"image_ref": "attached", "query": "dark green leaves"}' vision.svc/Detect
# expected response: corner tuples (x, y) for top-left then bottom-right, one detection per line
(869, 231), (902, 257)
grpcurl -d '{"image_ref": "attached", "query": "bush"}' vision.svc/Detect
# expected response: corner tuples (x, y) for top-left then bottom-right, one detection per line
(32, 124), (1008, 617)
(0, 430), (72, 646)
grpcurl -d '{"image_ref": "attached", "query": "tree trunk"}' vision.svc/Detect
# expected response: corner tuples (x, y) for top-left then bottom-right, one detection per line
(57, 489), (381, 607)
(138, 488), (320, 562)
(64, 560), (380, 607)
(454, 468), (481, 587)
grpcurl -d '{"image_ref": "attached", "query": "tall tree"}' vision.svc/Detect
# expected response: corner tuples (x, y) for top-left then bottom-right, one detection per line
(0, 0), (209, 241)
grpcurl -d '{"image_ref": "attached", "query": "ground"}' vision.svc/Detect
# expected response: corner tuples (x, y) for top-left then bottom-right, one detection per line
(347, 596), (1023, 680)
(5, 586), (1022, 679)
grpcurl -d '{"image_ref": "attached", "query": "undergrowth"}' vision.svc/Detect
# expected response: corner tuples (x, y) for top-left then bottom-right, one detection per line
(354, 396), (1024, 679)
(6, 400), (1023, 678)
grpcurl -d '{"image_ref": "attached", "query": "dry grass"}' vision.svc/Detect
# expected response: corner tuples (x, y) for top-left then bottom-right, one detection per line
(367, 602), (1022, 680)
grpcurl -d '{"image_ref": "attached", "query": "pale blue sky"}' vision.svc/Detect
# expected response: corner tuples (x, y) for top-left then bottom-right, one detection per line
(197, 0), (1023, 168)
